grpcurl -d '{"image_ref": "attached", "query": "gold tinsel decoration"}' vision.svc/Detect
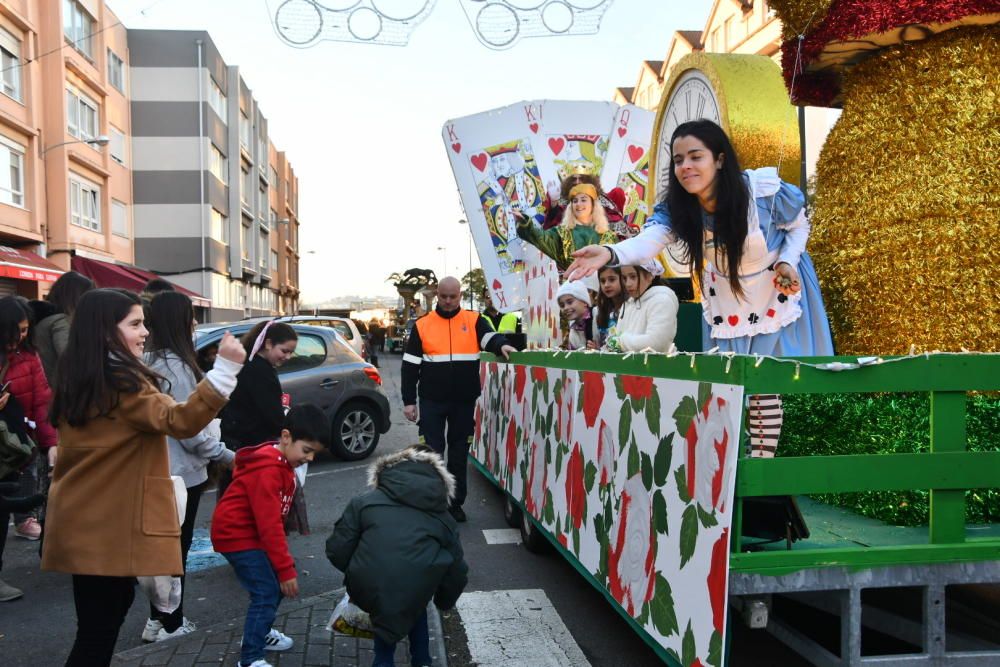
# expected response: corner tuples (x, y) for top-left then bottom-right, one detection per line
(768, 0), (834, 40)
(810, 27), (1000, 354)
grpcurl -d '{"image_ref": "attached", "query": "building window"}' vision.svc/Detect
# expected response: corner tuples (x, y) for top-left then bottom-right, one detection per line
(239, 112), (250, 149)
(111, 199), (128, 237)
(0, 136), (24, 207)
(107, 49), (125, 92)
(63, 0), (95, 59)
(241, 223), (252, 262)
(257, 137), (266, 169)
(269, 166), (278, 186)
(259, 230), (268, 271)
(270, 249), (278, 271)
(209, 208), (227, 242)
(258, 186), (267, 220)
(209, 145), (227, 184)
(724, 17), (733, 49)
(109, 126), (126, 165)
(0, 29), (21, 102)
(208, 78), (227, 120)
(241, 165), (251, 206)
(69, 175), (101, 231)
(66, 87), (100, 143)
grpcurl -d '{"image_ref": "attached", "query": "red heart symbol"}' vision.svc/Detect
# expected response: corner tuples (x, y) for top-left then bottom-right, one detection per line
(617, 126), (627, 138)
(529, 122), (539, 134)
(727, 315), (739, 326)
(492, 278), (502, 290)
(451, 142), (461, 153)
(627, 145), (645, 163)
(766, 308), (776, 318)
(548, 137), (565, 155)
(471, 153), (488, 172)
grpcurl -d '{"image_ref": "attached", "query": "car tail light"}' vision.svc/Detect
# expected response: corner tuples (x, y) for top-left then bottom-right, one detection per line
(363, 367), (382, 386)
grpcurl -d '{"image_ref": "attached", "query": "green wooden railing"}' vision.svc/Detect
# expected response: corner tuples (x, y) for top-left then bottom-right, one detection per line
(500, 351), (1000, 577)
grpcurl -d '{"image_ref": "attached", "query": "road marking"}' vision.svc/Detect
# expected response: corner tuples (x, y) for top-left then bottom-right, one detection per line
(204, 462), (370, 494)
(456, 590), (591, 667)
(482, 528), (521, 545)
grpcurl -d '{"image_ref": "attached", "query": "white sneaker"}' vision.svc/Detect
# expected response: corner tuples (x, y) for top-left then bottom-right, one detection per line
(238, 660), (274, 667)
(141, 618), (163, 643)
(155, 617), (197, 641)
(263, 627), (293, 651)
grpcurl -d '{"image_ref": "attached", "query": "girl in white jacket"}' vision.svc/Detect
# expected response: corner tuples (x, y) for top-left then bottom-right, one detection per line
(607, 262), (678, 354)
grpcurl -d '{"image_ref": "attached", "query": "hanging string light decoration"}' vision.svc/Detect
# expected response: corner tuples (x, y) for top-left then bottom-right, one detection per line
(271, 0), (615, 48)
(272, 0), (437, 47)
(457, 0), (616, 50)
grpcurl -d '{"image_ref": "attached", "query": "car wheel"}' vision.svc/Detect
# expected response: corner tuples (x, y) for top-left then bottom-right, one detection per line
(503, 494), (521, 528)
(331, 402), (380, 461)
(520, 508), (549, 554)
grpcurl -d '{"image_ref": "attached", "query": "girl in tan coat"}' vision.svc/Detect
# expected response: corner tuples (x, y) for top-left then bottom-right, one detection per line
(41, 289), (246, 666)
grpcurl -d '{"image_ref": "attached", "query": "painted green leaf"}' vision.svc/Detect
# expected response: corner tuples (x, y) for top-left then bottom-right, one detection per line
(672, 395), (698, 437)
(614, 374), (625, 400)
(532, 385), (538, 414)
(707, 629), (722, 667)
(555, 442), (565, 477)
(653, 490), (668, 535)
(545, 403), (554, 435)
(682, 620), (696, 667)
(650, 573), (679, 637)
(654, 433), (673, 487)
(680, 504), (698, 568)
(645, 387), (661, 436)
(554, 378), (563, 402)
(627, 438), (641, 479)
(584, 460), (597, 493)
(640, 452), (653, 490)
(593, 512), (603, 536)
(544, 489), (555, 524)
(675, 465), (691, 504)
(637, 600), (650, 627)
(618, 401), (632, 455)
(572, 524), (580, 555)
(631, 393), (645, 415)
(698, 505), (719, 529)
(698, 382), (713, 409)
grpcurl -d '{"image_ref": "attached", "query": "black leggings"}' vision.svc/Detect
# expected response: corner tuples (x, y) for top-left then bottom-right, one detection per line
(67, 575), (136, 666)
(150, 481), (207, 631)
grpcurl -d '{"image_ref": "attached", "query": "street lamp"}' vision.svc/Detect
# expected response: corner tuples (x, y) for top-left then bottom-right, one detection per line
(41, 135), (110, 156)
(458, 219), (473, 309)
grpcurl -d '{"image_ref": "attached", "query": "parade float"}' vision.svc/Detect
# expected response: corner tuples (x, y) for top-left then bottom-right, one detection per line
(442, 4), (999, 664)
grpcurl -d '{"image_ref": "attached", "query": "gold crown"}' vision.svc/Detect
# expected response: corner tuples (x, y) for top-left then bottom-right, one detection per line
(562, 161), (596, 177)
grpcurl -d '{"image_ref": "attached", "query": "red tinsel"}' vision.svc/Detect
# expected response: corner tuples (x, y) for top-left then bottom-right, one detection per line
(780, 0), (1000, 105)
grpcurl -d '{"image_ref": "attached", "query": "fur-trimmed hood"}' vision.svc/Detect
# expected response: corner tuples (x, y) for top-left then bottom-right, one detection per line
(367, 447), (456, 512)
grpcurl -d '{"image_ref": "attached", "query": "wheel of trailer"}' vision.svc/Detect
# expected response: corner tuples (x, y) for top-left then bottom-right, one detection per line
(520, 509), (549, 554)
(503, 494), (521, 527)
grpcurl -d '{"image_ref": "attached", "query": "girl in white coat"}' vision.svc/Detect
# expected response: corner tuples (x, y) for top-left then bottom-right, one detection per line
(607, 262), (678, 354)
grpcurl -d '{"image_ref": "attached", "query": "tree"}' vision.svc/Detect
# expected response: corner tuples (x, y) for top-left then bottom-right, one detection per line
(461, 268), (486, 309)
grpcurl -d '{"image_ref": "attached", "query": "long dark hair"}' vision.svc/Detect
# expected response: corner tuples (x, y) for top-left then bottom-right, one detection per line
(240, 320), (297, 358)
(665, 120), (749, 299)
(46, 271), (94, 318)
(50, 289), (164, 427)
(147, 291), (202, 382)
(595, 266), (624, 330)
(0, 297), (29, 361)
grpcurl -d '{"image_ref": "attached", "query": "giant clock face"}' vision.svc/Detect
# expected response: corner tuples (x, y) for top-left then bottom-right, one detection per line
(655, 70), (723, 196)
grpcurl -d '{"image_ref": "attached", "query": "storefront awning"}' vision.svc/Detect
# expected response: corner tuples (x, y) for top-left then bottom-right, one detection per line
(0, 246), (65, 283)
(71, 256), (211, 308)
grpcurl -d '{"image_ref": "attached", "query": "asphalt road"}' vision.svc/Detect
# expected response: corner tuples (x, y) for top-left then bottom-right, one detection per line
(0, 354), (807, 667)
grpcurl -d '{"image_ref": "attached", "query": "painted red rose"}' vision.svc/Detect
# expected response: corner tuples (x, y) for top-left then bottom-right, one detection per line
(479, 361), (487, 389)
(621, 374), (654, 401)
(514, 364), (527, 402)
(525, 439), (546, 518)
(557, 533), (568, 549)
(690, 660), (704, 667)
(505, 420), (517, 474)
(607, 475), (656, 616)
(708, 528), (730, 634)
(597, 419), (615, 487)
(531, 365), (548, 384)
(474, 403), (483, 451)
(685, 395), (733, 514)
(581, 371), (604, 428)
(565, 443), (586, 530)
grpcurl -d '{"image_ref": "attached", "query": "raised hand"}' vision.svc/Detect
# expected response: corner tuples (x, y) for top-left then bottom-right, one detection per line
(217, 331), (247, 365)
(566, 245), (613, 281)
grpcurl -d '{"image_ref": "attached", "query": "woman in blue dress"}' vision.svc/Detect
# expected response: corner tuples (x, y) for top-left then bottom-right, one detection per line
(567, 120), (834, 457)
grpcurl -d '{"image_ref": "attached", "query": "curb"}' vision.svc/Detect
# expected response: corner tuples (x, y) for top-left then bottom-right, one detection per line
(112, 587), (449, 666)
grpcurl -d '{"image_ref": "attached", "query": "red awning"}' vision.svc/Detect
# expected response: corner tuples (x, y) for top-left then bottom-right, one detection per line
(71, 256), (211, 308)
(0, 246), (64, 283)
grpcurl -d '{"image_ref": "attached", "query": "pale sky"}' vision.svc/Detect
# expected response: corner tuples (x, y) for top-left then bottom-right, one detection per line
(110, 0), (711, 302)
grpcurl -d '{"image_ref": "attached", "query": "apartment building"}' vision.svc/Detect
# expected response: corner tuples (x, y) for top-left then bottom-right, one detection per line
(0, 0), (136, 297)
(128, 29), (300, 321)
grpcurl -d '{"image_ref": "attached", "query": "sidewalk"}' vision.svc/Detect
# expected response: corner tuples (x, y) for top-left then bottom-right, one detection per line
(112, 588), (448, 667)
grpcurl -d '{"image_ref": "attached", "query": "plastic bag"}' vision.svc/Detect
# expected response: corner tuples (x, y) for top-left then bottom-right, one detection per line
(137, 477), (187, 613)
(327, 593), (374, 639)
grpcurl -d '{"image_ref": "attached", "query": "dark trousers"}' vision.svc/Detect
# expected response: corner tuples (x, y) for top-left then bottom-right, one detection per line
(150, 481), (207, 631)
(418, 398), (475, 507)
(224, 549), (282, 666)
(67, 575), (136, 666)
(372, 609), (430, 667)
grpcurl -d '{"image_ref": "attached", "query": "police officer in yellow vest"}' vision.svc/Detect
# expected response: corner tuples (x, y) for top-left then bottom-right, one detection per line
(402, 277), (516, 522)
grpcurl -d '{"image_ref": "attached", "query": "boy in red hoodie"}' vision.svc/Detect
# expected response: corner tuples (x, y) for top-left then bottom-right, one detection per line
(211, 404), (329, 667)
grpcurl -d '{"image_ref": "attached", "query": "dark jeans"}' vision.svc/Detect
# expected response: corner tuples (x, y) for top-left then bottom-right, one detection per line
(372, 610), (430, 667)
(224, 549), (282, 666)
(66, 575), (136, 666)
(150, 481), (207, 631)
(418, 398), (475, 507)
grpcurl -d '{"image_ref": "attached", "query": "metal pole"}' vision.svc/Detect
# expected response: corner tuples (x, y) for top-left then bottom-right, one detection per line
(798, 105), (807, 190)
